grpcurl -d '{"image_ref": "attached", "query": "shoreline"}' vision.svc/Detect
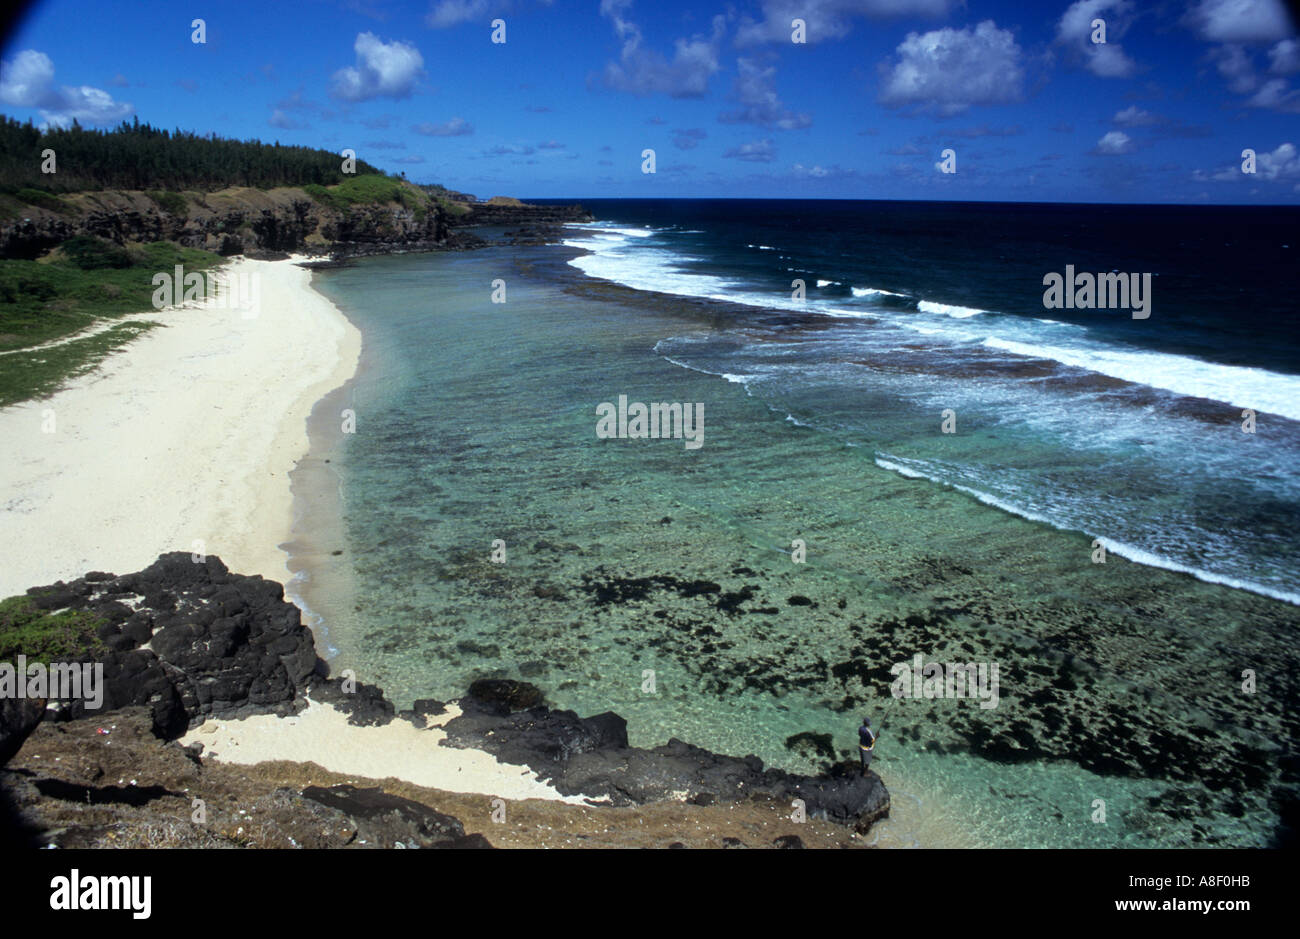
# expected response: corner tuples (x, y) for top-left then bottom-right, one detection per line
(0, 255), (361, 597)
(281, 266), (371, 668)
(0, 253), (622, 809)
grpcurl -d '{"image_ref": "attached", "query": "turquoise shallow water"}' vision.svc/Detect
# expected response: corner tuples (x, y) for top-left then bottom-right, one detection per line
(302, 246), (1299, 849)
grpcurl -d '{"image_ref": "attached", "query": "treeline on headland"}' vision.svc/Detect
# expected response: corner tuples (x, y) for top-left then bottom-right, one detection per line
(0, 116), (384, 193)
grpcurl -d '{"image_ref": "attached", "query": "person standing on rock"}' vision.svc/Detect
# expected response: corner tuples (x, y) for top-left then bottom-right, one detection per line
(858, 717), (876, 777)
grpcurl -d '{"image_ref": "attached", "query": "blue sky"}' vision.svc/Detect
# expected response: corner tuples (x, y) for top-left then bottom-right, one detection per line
(2, 0), (1298, 202)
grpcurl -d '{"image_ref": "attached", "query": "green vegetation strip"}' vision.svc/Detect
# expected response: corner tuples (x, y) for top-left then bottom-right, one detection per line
(303, 173), (433, 219)
(0, 319), (161, 407)
(0, 239), (221, 351)
(0, 595), (107, 666)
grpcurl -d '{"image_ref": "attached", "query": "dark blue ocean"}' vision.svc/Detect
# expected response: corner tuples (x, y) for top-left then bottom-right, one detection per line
(550, 199), (1300, 604)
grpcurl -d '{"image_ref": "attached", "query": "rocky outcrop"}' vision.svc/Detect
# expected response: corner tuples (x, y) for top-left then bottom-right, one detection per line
(451, 202), (593, 228)
(6, 554), (889, 835)
(3, 705), (863, 848)
(19, 552), (318, 738)
(0, 698), (45, 766)
(301, 785), (491, 849)
(440, 680), (891, 832)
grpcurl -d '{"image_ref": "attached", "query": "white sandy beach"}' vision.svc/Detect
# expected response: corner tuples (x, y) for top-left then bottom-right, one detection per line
(0, 256), (359, 596)
(180, 698), (592, 804)
(0, 255), (590, 804)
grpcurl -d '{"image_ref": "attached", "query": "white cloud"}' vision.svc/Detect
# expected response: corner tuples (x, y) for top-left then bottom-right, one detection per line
(268, 109), (307, 130)
(599, 3), (724, 98)
(413, 117), (474, 135)
(1084, 42), (1139, 78)
(790, 162), (859, 179)
(735, 0), (954, 46)
(1055, 0), (1138, 78)
(878, 20), (1024, 116)
(331, 32), (424, 101)
(426, 0), (553, 28)
(1195, 141), (1300, 181)
(1113, 105), (1159, 125)
(0, 49), (132, 127)
(1185, 0), (1295, 44)
(718, 58), (812, 129)
(0, 49), (55, 105)
(427, 0), (491, 26)
(1268, 38), (1300, 73)
(1093, 130), (1134, 154)
(1210, 43), (1261, 91)
(1246, 77), (1300, 111)
(1206, 40), (1300, 111)
(723, 138), (776, 162)
(1253, 141), (1300, 178)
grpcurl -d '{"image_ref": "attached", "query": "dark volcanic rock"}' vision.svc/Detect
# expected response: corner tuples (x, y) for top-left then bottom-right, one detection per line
(430, 833), (495, 849)
(442, 679), (890, 833)
(301, 784), (485, 849)
(451, 688), (629, 766)
(450, 202), (592, 228)
(21, 553), (318, 737)
(785, 730), (837, 767)
(463, 678), (547, 715)
(308, 676), (395, 727)
(397, 697), (449, 728)
(0, 698), (46, 766)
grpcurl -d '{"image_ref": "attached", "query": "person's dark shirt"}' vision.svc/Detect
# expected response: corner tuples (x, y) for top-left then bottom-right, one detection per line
(859, 725), (875, 749)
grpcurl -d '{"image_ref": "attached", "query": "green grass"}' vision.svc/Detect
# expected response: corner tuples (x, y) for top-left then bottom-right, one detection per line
(0, 320), (161, 408)
(0, 240), (222, 351)
(14, 187), (70, 214)
(302, 173), (430, 214)
(146, 190), (188, 215)
(0, 595), (107, 666)
(0, 239), (222, 405)
(61, 234), (133, 269)
(435, 198), (471, 218)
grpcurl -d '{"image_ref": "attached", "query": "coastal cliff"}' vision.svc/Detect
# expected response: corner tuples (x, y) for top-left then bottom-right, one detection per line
(0, 186), (592, 261)
(0, 554), (889, 848)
